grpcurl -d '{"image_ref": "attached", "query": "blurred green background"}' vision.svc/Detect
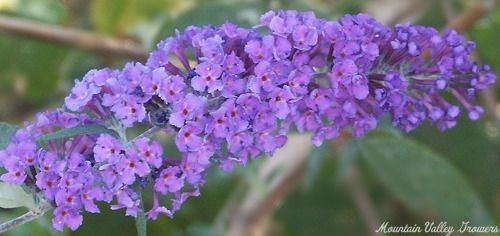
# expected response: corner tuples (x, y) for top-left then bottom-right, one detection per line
(0, 0), (499, 235)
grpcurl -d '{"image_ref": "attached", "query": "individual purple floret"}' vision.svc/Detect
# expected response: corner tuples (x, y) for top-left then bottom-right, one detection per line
(0, 10), (495, 232)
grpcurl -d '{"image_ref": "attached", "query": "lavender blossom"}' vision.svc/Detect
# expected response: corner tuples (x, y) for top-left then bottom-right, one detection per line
(0, 10), (496, 232)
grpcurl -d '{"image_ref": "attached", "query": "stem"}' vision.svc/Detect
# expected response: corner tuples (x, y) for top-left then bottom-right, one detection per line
(446, 0), (496, 34)
(0, 202), (51, 234)
(344, 168), (382, 236)
(134, 186), (147, 236)
(225, 134), (313, 236)
(331, 132), (381, 236)
(212, 183), (247, 234)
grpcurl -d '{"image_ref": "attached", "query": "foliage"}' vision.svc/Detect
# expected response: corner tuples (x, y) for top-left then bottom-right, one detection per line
(0, 183), (37, 210)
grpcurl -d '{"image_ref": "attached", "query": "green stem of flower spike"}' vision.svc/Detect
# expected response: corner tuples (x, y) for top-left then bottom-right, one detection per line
(134, 186), (147, 236)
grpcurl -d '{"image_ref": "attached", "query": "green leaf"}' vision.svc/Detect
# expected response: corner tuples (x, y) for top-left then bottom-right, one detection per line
(37, 124), (117, 143)
(0, 122), (18, 150)
(409, 117), (500, 207)
(358, 133), (492, 225)
(0, 182), (37, 211)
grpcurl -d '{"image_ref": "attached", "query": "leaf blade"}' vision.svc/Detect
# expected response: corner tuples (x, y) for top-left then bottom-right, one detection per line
(0, 182), (37, 211)
(358, 133), (492, 225)
(37, 124), (117, 143)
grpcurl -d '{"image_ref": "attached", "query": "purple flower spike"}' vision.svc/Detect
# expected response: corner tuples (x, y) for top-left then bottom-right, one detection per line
(0, 9), (496, 232)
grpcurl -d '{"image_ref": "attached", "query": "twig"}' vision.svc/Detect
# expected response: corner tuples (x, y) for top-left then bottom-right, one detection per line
(446, 0), (496, 34)
(344, 168), (382, 236)
(226, 164), (307, 236)
(247, 155), (307, 231)
(332, 131), (381, 236)
(0, 202), (52, 234)
(0, 15), (148, 61)
(225, 134), (313, 236)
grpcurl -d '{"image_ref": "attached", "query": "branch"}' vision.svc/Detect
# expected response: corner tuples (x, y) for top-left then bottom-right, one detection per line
(0, 202), (52, 234)
(344, 168), (382, 236)
(246, 153), (307, 231)
(446, 0), (496, 34)
(0, 15), (148, 61)
(331, 132), (381, 236)
(225, 134), (313, 236)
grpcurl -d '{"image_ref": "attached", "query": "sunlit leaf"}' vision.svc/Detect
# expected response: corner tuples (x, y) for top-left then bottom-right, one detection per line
(0, 182), (37, 210)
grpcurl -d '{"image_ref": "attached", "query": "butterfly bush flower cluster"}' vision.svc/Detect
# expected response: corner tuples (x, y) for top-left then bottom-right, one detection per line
(0, 10), (496, 231)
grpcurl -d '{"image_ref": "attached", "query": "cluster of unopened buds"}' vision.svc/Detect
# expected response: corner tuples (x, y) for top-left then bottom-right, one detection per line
(0, 10), (496, 231)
